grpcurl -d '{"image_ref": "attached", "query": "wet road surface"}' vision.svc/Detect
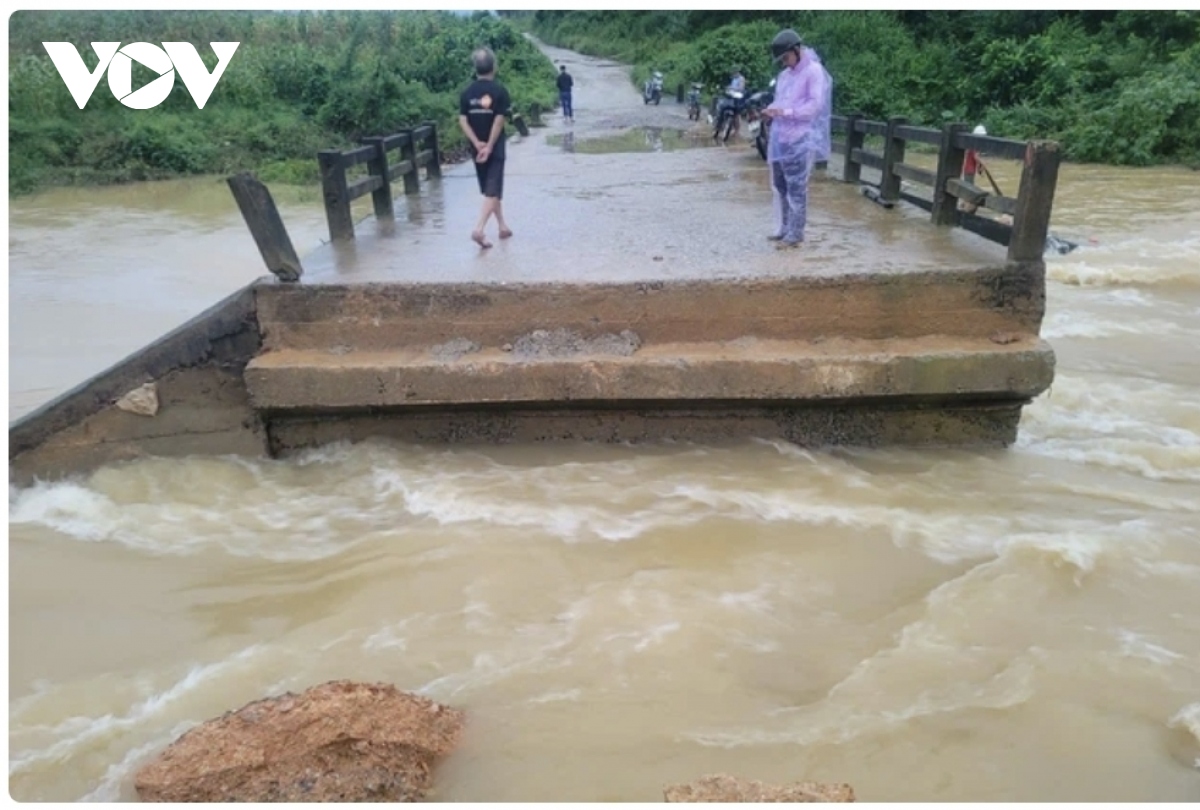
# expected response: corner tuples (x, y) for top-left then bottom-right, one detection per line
(301, 39), (1005, 284)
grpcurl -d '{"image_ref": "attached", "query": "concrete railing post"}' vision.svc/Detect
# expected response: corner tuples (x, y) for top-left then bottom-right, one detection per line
(423, 121), (442, 179)
(880, 116), (907, 203)
(1008, 140), (1062, 262)
(226, 173), (303, 282)
(398, 129), (420, 196)
(931, 122), (969, 226)
(361, 136), (394, 221)
(513, 113), (530, 137)
(318, 149), (354, 241)
(843, 113), (864, 184)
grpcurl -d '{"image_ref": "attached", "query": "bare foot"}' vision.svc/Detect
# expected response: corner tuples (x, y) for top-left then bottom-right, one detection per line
(471, 230), (493, 249)
(498, 228), (513, 239)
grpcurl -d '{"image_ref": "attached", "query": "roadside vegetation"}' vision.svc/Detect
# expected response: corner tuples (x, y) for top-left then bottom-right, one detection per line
(8, 10), (558, 195)
(518, 10), (1200, 168)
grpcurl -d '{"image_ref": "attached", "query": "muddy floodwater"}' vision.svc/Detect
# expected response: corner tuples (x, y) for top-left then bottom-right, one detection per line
(8, 40), (1200, 802)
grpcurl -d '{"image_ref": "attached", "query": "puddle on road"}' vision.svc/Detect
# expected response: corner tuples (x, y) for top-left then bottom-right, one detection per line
(548, 127), (719, 154)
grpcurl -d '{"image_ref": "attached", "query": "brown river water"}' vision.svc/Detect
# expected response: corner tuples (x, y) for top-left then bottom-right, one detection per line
(8, 44), (1200, 803)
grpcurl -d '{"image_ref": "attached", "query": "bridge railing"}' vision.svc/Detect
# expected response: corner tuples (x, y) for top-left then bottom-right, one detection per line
(317, 122), (442, 242)
(830, 115), (1061, 263)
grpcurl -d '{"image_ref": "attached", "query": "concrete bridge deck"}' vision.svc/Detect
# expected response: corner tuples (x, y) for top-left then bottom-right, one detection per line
(298, 112), (1007, 286)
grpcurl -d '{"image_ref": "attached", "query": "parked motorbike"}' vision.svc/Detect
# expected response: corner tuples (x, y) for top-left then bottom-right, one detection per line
(745, 79), (776, 160)
(713, 79), (775, 145)
(686, 82), (703, 121)
(643, 71), (664, 105)
(711, 87), (746, 142)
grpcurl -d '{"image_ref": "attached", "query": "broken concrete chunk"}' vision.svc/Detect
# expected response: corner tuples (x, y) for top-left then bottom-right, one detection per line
(115, 382), (159, 416)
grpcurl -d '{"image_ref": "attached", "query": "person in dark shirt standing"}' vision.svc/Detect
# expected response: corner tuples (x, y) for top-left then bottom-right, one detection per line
(458, 47), (512, 249)
(556, 64), (574, 123)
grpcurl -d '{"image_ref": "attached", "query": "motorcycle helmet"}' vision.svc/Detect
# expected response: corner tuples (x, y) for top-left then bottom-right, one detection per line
(973, 124), (988, 135)
(771, 29), (803, 63)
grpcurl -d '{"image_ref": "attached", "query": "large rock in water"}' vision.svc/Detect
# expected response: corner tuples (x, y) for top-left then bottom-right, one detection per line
(665, 774), (856, 802)
(133, 680), (465, 802)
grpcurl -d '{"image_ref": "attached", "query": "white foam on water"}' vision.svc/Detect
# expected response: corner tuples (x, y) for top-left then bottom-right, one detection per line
(716, 585), (776, 614)
(362, 611), (460, 655)
(1169, 703), (1200, 742)
(1136, 559), (1200, 581)
(8, 481), (125, 542)
(362, 625), (409, 653)
(656, 479), (1163, 573)
(0, 436), (895, 558)
(1049, 261), (1200, 289)
(527, 688), (583, 705)
(364, 450), (715, 543)
(1167, 703), (1200, 768)
(8, 645), (261, 776)
(1115, 629), (1184, 666)
(1043, 477), (1200, 514)
(408, 571), (713, 703)
(9, 423), (1194, 583)
(1041, 310), (1189, 340)
(684, 561), (1042, 748)
(1046, 233), (1200, 288)
(9, 678), (61, 722)
(410, 594), (592, 701)
(78, 719), (195, 802)
(1019, 375), (1200, 483)
(999, 530), (1116, 580)
(8, 463), (381, 562)
(417, 648), (557, 701)
(1103, 287), (1157, 306)
(687, 631), (1038, 749)
(602, 620), (682, 653)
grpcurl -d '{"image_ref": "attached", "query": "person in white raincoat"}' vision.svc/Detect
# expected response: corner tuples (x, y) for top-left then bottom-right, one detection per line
(760, 29), (833, 249)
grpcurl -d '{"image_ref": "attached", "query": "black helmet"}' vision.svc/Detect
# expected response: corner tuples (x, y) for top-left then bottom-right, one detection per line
(770, 29), (803, 62)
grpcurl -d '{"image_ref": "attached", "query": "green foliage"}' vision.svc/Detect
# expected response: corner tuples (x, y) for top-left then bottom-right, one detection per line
(526, 9), (1200, 167)
(1062, 48), (1200, 165)
(8, 10), (558, 195)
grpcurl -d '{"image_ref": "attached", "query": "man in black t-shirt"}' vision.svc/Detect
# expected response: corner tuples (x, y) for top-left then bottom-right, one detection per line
(556, 64), (574, 123)
(458, 46), (513, 249)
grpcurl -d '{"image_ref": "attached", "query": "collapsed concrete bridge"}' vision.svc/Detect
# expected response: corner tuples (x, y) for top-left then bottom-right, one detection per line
(9, 112), (1059, 483)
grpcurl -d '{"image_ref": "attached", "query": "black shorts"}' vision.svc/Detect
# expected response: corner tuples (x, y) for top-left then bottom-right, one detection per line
(474, 157), (505, 199)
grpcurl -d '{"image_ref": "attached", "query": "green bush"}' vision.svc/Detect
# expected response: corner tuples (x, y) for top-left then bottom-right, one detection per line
(525, 10), (1200, 166)
(7, 10), (558, 195)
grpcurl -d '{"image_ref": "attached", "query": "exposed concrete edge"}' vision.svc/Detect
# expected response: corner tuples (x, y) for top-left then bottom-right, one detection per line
(265, 260), (1046, 300)
(8, 277), (271, 459)
(244, 342), (1056, 410)
(264, 399), (1030, 451)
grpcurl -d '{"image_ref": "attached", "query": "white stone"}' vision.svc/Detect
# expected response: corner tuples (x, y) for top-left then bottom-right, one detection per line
(115, 382), (159, 417)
